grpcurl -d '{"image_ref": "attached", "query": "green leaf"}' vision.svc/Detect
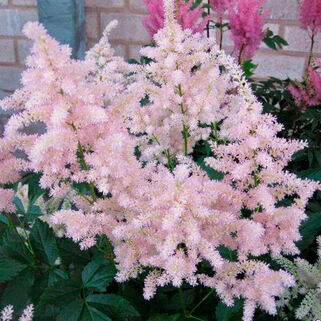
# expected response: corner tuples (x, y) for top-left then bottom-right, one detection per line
(128, 59), (139, 65)
(40, 278), (82, 307)
(57, 299), (84, 321)
(25, 203), (43, 222)
(215, 300), (243, 321)
(197, 157), (224, 181)
(297, 212), (321, 250)
(243, 60), (258, 78)
(82, 257), (116, 292)
(57, 237), (91, 267)
(0, 230), (34, 265)
(30, 219), (58, 265)
(147, 314), (180, 321)
(28, 173), (46, 202)
(86, 294), (140, 321)
(81, 306), (112, 321)
(1, 270), (35, 315)
(0, 258), (26, 283)
(298, 168), (321, 181)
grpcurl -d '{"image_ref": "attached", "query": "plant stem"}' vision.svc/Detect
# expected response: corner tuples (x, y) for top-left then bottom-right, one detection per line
(219, 18), (223, 50)
(207, 0), (210, 38)
(70, 184), (94, 204)
(177, 84), (189, 156)
(165, 149), (174, 172)
(211, 122), (219, 142)
(6, 213), (35, 258)
(183, 125), (189, 156)
(308, 32), (315, 67)
(188, 316), (206, 321)
(77, 141), (97, 202)
(189, 289), (215, 315)
(178, 287), (187, 316)
(238, 44), (245, 65)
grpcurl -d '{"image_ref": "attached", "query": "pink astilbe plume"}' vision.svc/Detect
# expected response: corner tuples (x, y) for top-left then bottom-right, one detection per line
(210, 0), (235, 20)
(142, 0), (209, 37)
(299, 0), (321, 35)
(228, 0), (269, 61)
(288, 58), (321, 108)
(0, 0), (319, 320)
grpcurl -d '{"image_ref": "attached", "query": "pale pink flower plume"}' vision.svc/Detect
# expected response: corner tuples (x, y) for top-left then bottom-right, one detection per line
(299, 0), (321, 35)
(0, 1), (319, 320)
(18, 305), (34, 321)
(142, 0), (209, 37)
(0, 305), (33, 321)
(228, 0), (269, 61)
(0, 188), (15, 213)
(0, 305), (13, 321)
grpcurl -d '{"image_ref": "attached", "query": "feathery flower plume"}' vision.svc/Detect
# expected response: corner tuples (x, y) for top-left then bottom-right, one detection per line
(299, 0), (321, 35)
(0, 1), (319, 320)
(210, 0), (235, 19)
(142, 0), (209, 37)
(288, 59), (321, 108)
(0, 305), (33, 321)
(228, 0), (269, 62)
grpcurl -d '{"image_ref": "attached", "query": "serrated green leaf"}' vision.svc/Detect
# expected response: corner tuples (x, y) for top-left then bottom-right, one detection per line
(25, 204), (43, 222)
(40, 278), (82, 307)
(298, 168), (321, 181)
(0, 230), (34, 265)
(30, 219), (58, 265)
(1, 270), (35, 316)
(215, 299), (243, 321)
(57, 299), (84, 321)
(28, 173), (45, 202)
(86, 294), (140, 321)
(13, 196), (26, 214)
(297, 212), (321, 250)
(81, 305), (112, 321)
(82, 257), (116, 292)
(57, 237), (91, 267)
(0, 258), (26, 283)
(147, 314), (180, 321)
(48, 268), (69, 286)
(197, 157), (224, 181)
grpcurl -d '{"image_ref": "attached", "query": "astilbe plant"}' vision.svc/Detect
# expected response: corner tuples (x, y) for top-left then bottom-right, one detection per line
(0, 305), (34, 321)
(142, 0), (209, 37)
(276, 236), (321, 320)
(288, 0), (321, 108)
(0, 0), (320, 320)
(227, 0), (269, 62)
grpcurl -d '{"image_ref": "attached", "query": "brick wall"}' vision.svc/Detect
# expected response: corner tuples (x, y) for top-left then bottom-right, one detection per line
(0, 0), (37, 98)
(85, 0), (321, 81)
(0, 0), (321, 98)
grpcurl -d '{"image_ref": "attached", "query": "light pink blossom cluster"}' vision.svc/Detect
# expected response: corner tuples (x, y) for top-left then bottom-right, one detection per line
(142, 0), (209, 37)
(288, 59), (321, 108)
(299, 0), (321, 35)
(0, 1), (319, 320)
(0, 305), (33, 321)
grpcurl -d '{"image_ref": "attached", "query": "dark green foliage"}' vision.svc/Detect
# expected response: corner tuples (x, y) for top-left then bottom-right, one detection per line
(263, 29), (288, 51)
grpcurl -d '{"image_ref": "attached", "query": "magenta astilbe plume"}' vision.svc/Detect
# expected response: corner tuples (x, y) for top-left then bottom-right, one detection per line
(210, 0), (235, 20)
(142, 0), (209, 37)
(288, 59), (321, 108)
(299, 0), (321, 35)
(228, 0), (269, 61)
